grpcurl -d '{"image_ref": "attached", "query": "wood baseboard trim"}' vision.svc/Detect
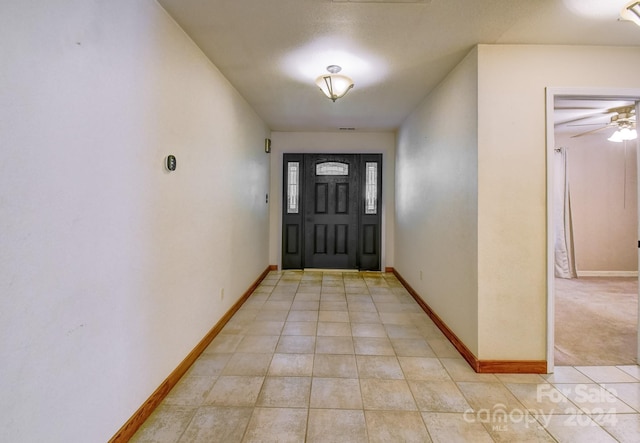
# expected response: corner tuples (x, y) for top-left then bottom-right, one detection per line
(109, 266), (273, 443)
(391, 268), (546, 374)
(384, 267), (394, 273)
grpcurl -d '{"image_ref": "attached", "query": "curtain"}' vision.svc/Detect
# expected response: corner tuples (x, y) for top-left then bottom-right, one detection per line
(554, 148), (577, 278)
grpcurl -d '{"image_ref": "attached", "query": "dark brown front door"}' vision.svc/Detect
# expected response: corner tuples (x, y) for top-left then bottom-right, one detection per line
(282, 153), (382, 270)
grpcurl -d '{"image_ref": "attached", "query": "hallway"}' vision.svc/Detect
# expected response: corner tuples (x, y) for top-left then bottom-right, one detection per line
(131, 271), (640, 442)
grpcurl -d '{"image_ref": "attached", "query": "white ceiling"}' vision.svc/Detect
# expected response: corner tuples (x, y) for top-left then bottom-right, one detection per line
(157, 0), (640, 132)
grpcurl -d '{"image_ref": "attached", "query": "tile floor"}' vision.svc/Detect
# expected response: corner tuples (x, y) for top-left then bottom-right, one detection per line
(131, 270), (640, 442)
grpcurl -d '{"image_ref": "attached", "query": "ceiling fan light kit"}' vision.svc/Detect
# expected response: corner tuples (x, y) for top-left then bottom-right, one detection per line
(608, 127), (638, 143)
(315, 65), (354, 102)
(621, 1), (640, 26)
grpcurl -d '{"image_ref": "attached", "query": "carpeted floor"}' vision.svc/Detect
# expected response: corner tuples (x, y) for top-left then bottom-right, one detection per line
(555, 277), (638, 366)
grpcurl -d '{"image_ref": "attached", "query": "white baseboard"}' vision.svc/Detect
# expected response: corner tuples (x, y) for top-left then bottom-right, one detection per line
(576, 270), (638, 278)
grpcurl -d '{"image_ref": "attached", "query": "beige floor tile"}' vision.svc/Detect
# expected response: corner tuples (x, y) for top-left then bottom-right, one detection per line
(349, 311), (382, 323)
(163, 375), (217, 406)
(385, 324), (422, 338)
(307, 409), (368, 443)
(617, 365), (640, 380)
(186, 353), (232, 377)
(360, 379), (417, 411)
(426, 337), (463, 358)
(456, 382), (526, 412)
(318, 310), (350, 322)
(294, 292), (320, 301)
(315, 336), (355, 354)
(398, 357), (452, 381)
(204, 376), (264, 407)
(313, 354), (358, 378)
(365, 410), (432, 443)
(242, 408), (308, 443)
(245, 320), (284, 336)
(287, 310), (318, 322)
(320, 301), (348, 311)
(354, 337), (395, 356)
(310, 377), (363, 409)
(281, 321), (317, 336)
(503, 382), (573, 414)
(379, 313), (414, 326)
(421, 412), (493, 443)
(256, 376), (311, 408)
(594, 413), (640, 443)
(262, 300), (293, 311)
(390, 338), (436, 358)
(348, 301), (378, 312)
(495, 373), (548, 384)
(542, 414), (617, 442)
(482, 417), (556, 443)
(178, 406), (252, 443)
(356, 355), (404, 379)
(345, 286), (371, 295)
(221, 353), (272, 376)
(352, 323), (387, 338)
(346, 294), (373, 303)
(254, 309), (289, 321)
(276, 335), (316, 354)
(268, 353), (314, 377)
(554, 382), (636, 413)
(204, 334), (244, 354)
(235, 335), (279, 353)
(408, 380), (472, 412)
(130, 404), (196, 443)
(602, 382), (640, 411)
(440, 358), (498, 382)
(543, 366), (594, 384)
(290, 300), (319, 311)
(575, 366), (639, 383)
(317, 321), (352, 337)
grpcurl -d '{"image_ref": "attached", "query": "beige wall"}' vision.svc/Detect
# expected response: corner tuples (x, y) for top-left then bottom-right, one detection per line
(556, 133), (638, 275)
(397, 44), (640, 362)
(0, 1), (270, 441)
(268, 131), (396, 270)
(395, 48), (480, 355)
(477, 45), (640, 360)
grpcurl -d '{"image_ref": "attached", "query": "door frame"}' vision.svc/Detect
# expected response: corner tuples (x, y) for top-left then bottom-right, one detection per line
(545, 87), (640, 372)
(281, 153), (383, 270)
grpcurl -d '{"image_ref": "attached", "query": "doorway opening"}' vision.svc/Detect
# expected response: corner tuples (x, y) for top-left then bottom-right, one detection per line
(547, 88), (640, 372)
(282, 153), (382, 270)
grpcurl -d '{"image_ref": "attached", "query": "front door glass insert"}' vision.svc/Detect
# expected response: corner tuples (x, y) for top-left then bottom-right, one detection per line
(365, 162), (378, 214)
(316, 162), (349, 176)
(287, 161), (299, 213)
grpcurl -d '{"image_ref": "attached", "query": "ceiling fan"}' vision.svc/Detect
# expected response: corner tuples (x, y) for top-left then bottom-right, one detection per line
(570, 106), (636, 139)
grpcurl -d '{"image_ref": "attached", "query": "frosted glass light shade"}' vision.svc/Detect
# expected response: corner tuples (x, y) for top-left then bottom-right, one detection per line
(608, 127), (638, 142)
(315, 74), (354, 102)
(621, 1), (640, 26)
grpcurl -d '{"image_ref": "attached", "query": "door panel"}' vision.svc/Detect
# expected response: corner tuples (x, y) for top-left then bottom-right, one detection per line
(304, 154), (358, 269)
(282, 153), (382, 270)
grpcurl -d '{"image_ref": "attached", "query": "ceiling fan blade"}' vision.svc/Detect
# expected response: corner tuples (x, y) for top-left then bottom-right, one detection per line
(570, 125), (612, 138)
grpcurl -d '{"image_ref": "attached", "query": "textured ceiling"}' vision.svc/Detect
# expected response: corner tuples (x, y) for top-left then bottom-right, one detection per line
(157, 0), (640, 132)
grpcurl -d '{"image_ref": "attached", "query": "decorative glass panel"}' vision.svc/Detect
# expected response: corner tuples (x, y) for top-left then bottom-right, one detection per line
(316, 162), (349, 176)
(287, 162), (299, 214)
(365, 162), (378, 214)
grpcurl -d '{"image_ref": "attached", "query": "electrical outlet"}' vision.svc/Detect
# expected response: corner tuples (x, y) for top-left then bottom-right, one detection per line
(420, 270), (423, 281)
(220, 288), (224, 300)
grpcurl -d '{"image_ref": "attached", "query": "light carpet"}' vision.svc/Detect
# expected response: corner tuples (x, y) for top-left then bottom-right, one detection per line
(554, 277), (638, 366)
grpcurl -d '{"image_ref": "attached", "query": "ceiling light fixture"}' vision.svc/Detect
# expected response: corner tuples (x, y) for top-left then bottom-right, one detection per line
(315, 65), (354, 102)
(608, 124), (638, 143)
(620, 1), (640, 26)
